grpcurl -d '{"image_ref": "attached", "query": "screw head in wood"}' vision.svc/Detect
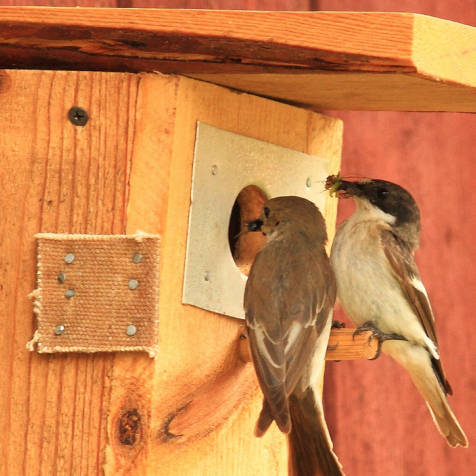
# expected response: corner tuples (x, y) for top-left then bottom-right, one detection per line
(57, 272), (66, 283)
(54, 324), (65, 335)
(68, 106), (89, 126)
(65, 289), (76, 299)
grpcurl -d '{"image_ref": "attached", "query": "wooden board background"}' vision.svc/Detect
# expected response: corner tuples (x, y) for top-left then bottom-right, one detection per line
(1, 1), (475, 476)
(0, 9), (474, 111)
(0, 70), (343, 475)
(0, 70), (136, 475)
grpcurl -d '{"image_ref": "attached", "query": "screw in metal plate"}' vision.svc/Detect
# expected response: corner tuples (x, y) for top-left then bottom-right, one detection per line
(54, 324), (65, 335)
(65, 289), (76, 299)
(57, 272), (66, 283)
(210, 165), (218, 175)
(64, 253), (75, 264)
(126, 324), (137, 337)
(132, 253), (143, 264)
(68, 106), (89, 126)
(128, 279), (139, 290)
(306, 177), (312, 188)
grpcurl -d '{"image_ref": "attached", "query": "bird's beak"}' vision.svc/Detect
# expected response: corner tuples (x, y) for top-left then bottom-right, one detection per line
(335, 180), (362, 197)
(325, 175), (363, 198)
(248, 219), (264, 232)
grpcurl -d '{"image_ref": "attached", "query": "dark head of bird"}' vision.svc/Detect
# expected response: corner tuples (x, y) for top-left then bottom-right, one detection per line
(326, 174), (421, 248)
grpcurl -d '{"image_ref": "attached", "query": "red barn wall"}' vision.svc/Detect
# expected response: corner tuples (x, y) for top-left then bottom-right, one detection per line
(323, 110), (476, 476)
(317, 3), (476, 476)
(2, 1), (474, 475)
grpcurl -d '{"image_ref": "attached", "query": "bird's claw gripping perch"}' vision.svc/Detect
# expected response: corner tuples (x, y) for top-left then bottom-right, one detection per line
(353, 321), (407, 360)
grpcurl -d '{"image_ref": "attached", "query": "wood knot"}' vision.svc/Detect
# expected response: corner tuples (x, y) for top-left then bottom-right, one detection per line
(118, 409), (142, 446)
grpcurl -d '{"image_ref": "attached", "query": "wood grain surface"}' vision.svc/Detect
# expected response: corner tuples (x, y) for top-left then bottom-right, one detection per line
(0, 69), (139, 475)
(0, 70), (346, 475)
(125, 74), (341, 476)
(0, 8), (474, 110)
(1, 2), (475, 476)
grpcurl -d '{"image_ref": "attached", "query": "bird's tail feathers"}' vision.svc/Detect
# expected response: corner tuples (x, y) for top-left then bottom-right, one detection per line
(287, 388), (344, 476)
(425, 388), (468, 448)
(387, 342), (468, 448)
(255, 398), (274, 437)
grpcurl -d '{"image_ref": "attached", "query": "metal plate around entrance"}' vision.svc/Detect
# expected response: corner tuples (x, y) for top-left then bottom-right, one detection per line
(182, 122), (330, 319)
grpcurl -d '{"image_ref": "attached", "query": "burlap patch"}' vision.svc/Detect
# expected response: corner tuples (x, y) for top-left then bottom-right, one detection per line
(28, 233), (160, 357)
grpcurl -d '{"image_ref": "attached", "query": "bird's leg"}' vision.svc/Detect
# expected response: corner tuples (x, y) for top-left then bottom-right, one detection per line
(353, 321), (407, 360)
(331, 320), (346, 329)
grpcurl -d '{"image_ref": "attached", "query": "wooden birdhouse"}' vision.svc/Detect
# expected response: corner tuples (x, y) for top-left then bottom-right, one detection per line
(0, 8), (474, 476)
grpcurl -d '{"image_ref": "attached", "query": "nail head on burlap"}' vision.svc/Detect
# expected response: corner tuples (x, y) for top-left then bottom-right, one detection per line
(27, 233), (160, 358)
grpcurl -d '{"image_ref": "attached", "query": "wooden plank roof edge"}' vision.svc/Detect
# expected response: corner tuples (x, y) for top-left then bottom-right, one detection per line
(0, 8), (472, 78)
(412, 15), (476, 88)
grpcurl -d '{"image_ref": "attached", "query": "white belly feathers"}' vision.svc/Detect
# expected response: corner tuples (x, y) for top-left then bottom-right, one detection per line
(330, 216), (435, 353)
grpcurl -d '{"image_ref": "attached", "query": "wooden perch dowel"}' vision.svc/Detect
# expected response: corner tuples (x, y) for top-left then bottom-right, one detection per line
(0, 9), (474, 111)
(163, 326), (378, 446)
(239, 328), (378, 362)
(326, 329), (378, 360)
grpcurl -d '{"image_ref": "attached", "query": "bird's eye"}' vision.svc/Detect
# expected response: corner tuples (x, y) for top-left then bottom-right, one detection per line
(264, 207), (270, 218)
(377, 188), (389, 199)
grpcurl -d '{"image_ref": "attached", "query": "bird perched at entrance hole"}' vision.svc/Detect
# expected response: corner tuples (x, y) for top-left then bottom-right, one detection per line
(326, 175), (468, 448)
(245, 196), (344, 476)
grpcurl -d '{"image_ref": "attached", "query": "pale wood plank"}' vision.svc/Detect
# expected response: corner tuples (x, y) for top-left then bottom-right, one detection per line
(191, 72), (476, 112)
(413, 14), (476, 88)
(105, 75), (343, 476)
(0, 71), (344, 475)
(0, 9), (474, 111)
(0, 69), (139, 475)
(104, 73), (180, 476)
(0, 9), (417, 71)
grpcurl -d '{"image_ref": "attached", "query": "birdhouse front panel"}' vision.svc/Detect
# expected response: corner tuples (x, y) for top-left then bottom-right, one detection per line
(0, 69), (342, 475)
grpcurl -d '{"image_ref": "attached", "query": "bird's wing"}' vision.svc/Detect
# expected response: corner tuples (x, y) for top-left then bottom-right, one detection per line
(380, 229), (452, 394)
(244, 236), (333, 432)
